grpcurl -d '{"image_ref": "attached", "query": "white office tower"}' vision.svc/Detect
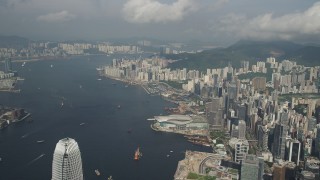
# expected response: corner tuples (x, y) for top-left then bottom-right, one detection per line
(52, 138), (84, 180)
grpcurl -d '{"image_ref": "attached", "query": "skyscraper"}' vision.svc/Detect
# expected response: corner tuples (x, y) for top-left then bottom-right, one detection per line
(240, 155), (263, 180)
(288, 139), (301, 165)
(234, 139), (249, 163)
(52, 137), (84, 180)
(238, 120), (246, 140)
(273, 124), (285, 159)
(4, 58), (12, 73)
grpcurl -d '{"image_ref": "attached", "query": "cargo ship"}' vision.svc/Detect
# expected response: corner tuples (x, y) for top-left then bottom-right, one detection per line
(134, 147), (142, 160)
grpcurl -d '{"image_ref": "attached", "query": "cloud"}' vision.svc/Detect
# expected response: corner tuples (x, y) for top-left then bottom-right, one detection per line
(212, 2), (320, 41)
(122, 0), (198, 23)
(206, 0), (228, 11)
(37, 10), (76, 23)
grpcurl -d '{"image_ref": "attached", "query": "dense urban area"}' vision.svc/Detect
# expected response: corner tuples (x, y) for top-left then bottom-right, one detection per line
(100, 52), (320, 180)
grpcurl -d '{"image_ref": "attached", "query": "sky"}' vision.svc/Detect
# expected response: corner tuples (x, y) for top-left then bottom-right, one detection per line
(0, 0), (320, 46)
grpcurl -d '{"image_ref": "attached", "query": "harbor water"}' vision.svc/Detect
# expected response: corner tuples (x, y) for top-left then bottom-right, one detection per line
(0, 55), (211, 180)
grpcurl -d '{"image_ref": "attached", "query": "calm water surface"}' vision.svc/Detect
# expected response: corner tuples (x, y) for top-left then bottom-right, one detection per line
(0, 55), (211, 180)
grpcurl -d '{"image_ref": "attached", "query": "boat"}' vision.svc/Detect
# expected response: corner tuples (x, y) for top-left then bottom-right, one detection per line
(37, 140), (45, 143)
(22, 62), (26, 67)
(50, 64), (53, 68)
(125, 85), (128, 88)
(108, 176), (113, 180)
(95, 169), (100, 176)
(134, 147), (142, 160)
(117, 105), (121, 109)
(97, 78), (102, 81)
(80, 123), (85, 126)
(96, 67), (103, 71)
(61, 101), (64, 108)
(0, 157), (2, 162)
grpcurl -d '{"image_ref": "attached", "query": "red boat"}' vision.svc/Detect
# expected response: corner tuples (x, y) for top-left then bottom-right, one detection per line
(134, 147), (142, 160)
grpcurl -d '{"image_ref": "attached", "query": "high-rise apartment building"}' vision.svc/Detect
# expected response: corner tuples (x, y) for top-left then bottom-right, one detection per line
(52, 137), (84, 180)
(234, 139), (249, 163)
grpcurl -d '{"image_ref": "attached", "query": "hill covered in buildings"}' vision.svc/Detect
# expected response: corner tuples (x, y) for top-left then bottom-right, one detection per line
(166, 40), (320, 71)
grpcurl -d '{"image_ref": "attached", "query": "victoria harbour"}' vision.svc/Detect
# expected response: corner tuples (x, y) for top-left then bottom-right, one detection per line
(0, 56), (211, 180)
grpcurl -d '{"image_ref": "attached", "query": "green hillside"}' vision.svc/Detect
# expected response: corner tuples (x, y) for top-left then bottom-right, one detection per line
(166, 41), (320, 71)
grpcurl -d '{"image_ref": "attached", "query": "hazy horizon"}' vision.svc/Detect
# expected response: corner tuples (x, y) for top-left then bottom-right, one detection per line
(1, 0), (320, 46)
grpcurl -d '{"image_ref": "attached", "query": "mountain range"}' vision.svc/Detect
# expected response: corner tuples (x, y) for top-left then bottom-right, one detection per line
(166, 40), (320, 71)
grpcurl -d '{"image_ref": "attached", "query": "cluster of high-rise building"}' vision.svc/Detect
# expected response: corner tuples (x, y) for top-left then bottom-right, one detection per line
(59, 43), (140, 55)
(105, 56), (320, 179)
(0, 42), (142, 58)
(0, 58), (16, 90)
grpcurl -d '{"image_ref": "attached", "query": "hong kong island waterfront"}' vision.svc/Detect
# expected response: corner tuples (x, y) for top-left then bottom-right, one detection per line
(1, 1), (320, 180)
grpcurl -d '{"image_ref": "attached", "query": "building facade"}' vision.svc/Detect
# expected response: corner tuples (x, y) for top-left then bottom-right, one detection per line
(52, 137), (84, 180)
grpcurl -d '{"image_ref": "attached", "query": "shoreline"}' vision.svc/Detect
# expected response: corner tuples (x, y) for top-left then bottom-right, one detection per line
(12, 113), (31, 123)
(0, 89), (21, 93)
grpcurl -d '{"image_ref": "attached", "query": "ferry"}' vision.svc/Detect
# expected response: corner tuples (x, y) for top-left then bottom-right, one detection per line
(95, 169), (100, 176)
(134, 147), (142, 160)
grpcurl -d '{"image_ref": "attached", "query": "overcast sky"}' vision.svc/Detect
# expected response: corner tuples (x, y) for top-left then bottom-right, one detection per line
(0, 0), (320, 45)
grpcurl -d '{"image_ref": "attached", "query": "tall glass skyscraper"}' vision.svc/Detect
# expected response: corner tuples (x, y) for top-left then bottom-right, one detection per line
(52, 138), (84, 180)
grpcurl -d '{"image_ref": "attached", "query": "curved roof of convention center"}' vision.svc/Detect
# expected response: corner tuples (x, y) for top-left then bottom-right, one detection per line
(154, 114), (193, 125)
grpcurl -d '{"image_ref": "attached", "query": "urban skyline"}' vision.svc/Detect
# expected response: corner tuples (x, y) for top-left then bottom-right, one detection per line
(1, 0), (320, 179)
